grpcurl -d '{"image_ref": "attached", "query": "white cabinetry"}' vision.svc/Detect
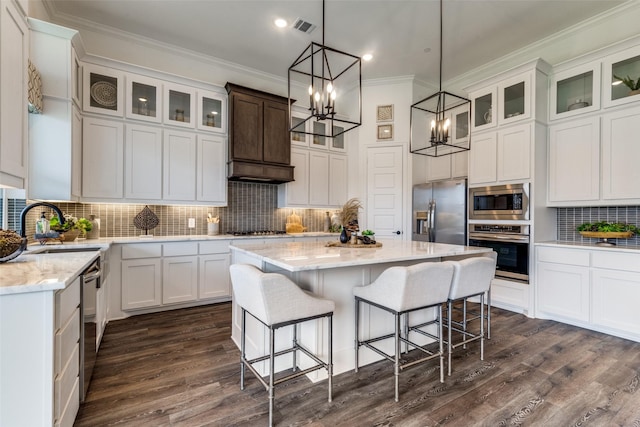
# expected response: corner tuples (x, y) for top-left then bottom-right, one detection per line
(83, 64), (124, 117)
(0, 0), (28, 188)
(497, 123), (531, 182)
(601, 107), (640, 201)
(125, 124), (162, 200)
(121, 244), (163, 310)
(547, 117), (600, 204)
(162, 242), (198, 304)
(82, 117), (124, 199)
(278, 148), (348, 208)
(199, 240), (231, 300)
(28, 19), (83, 200)
(536, 246), (590, 323)
(163, 129), (197, 201)
(536, 244), (640, 342)
(468, 132), (497, 184)
(426, 151), (468, 182)
(196, 134), (226, 204)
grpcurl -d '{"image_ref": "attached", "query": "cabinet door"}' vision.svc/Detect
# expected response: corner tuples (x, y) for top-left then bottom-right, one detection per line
(290, 111), (309, 147)
(470, 87), (497, 131)
(279, 148), (309, 207)
(601, 107), (640, 201)
(125, 124), (162, 200)
(309, 151), (329, 206)
(498, 72), (531, 125)
(602, 45), (640, 109)
(537, 262), (590, 323)
(82, 64), (124, 117)
(497, 123), (530, 182)
(197, 134), (226, 203)
(263, 99), (290, 164)
(197, 90), (227, 134)
(329, 154), (348, 207)
(163, 256), (198, 304)
(592, 269), (640, 337)
(121, 258), (162, 310)
(82, 118), (124, 199)
(164, 82), (196, 128)
(468, 132), (497, 185)
(231, 92), (263, 162)
(451, 151), (468, 179)
(548, 117), (600, 204)
(199, 254), (231, 300)
(125, 73), (162, 123)
(163, 130), (196, 201)
(549, 62), (600, 120)
(0, 1), (28, 187)
(426, 155), (452, 182)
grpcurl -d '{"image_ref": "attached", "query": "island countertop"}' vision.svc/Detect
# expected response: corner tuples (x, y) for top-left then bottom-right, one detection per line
(230, 238), (492, 272)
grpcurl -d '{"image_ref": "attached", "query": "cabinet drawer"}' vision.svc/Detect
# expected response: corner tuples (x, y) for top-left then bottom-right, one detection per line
(537, 246), (589, 266)
(163, 242), (198, 257)
(55, 308), (80, 375)
(122, 243), (162, 259)
(55, 277), (80, 330)
(55, 376), (79, 427)
(199, 240), (231, 254)
(55, 343), (79, 421)
(592, 251), (640, 272)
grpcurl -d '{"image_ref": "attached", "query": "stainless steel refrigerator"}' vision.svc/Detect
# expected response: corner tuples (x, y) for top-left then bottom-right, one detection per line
(412, 179), (467, 245)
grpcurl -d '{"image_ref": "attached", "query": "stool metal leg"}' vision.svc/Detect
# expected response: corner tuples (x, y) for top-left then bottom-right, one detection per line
(354, 299), (360, 373)
(438, 305), (444, 383)
(292, 323), (297, 372)
(487, 288), (492, 340)
(269, 327), (275, 427)
(403, 312), (409, 354)
(447, 300), (453, 376)
(240, 308), (246, 390)
(394, 312), (400, 402)
(462, 298), (468, 349)
(328, 314), (333, 403)
(480, 294), (485, 361)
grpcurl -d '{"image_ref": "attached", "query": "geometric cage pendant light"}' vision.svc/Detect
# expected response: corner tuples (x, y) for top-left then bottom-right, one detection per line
(288, 0), (362, 140)
(410, 0), (471, 157)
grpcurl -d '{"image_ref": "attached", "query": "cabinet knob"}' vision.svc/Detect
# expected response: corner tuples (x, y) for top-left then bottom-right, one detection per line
(395, 230), (402, 235)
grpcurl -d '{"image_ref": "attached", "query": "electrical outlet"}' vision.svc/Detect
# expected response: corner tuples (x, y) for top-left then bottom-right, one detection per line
(188, 218), (195, 228)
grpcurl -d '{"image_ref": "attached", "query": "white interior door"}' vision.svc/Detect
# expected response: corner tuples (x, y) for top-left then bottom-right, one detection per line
(366, 145), (405, 239)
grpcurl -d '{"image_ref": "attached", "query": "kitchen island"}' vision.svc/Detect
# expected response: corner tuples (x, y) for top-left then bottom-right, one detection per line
(229, 239), (492, 379)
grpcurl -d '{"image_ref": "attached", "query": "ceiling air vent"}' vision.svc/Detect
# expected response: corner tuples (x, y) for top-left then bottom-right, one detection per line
(293, 18), (316, 34)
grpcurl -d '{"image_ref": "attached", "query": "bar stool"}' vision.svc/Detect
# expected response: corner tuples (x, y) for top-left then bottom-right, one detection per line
(446, 256), (497, 376)
(229, 264), (335, 427)
(353, 261), (455, 402)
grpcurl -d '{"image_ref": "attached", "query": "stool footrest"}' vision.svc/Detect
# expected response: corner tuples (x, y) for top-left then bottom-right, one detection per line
(358, 336), (441, 369)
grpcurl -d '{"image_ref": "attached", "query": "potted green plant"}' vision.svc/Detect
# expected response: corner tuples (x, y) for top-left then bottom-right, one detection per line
(613, 74), (640, 96)
(577, 221), (639, 245)
(50, 214), (93, 241)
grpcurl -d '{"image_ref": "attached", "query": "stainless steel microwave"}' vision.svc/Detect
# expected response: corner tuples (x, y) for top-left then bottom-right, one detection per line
(469, 183), (529, 220)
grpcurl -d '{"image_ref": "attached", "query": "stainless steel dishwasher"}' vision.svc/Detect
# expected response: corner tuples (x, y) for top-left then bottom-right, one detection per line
(80, 254), (101, 402)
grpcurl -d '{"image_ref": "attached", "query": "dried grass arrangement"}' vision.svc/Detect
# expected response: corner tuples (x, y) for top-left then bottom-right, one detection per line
(339, 198), (363, 227)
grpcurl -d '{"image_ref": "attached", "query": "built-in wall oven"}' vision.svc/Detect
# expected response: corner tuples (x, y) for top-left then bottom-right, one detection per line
(469, 183), (529, 220)
(468, 224), (529, 283)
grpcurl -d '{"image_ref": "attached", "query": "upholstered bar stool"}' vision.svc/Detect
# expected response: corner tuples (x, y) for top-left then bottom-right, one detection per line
(446, 255), (497, 376)
(353, 262), (454, 402)
(229, 264), (335, 427)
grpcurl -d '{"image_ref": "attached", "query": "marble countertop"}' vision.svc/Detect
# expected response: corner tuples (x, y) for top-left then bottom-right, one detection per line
(230, 239), (492, 272)
(0, 251), (100, 295)
(536, 240), (640, 253)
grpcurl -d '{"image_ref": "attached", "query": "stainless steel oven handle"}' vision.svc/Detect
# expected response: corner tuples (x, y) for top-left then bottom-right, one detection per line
(469, 234), (529, 243)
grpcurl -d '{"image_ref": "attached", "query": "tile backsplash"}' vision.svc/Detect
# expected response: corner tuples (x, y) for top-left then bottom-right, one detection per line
(20, 182), (337, 240)
(557, 206), (640, 246)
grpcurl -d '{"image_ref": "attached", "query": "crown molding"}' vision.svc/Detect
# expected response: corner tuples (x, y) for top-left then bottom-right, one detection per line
(363, 75), (415, 88)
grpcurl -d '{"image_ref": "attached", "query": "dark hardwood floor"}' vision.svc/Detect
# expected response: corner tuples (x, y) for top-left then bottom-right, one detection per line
(75, 303), (640, 426)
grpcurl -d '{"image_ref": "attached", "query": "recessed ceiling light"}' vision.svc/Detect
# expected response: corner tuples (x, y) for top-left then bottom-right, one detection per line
(362, 53), (373, 61)
(275, 18), (287, 28)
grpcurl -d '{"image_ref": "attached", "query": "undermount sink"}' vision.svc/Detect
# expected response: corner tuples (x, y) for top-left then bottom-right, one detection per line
(30, 247), (103, 254)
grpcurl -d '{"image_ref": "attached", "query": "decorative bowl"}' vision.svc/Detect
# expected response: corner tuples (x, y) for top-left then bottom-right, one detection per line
(0, 236), (27, 263)
(568, 101), (589, 111)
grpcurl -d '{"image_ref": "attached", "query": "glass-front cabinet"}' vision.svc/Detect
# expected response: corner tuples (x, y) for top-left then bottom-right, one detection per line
(126, 74), (162, 123)
(331, 124), (346, 152)
(498, 73), (531, 125)
(164, 83), (196, 128)
(290, 112), (309, 147)
(470, 88), (496, 131)
(550, 62), (601, 120)
(451, 105), (469, 145)
(197, 90), (226, 134)
(312, 121), (327, 149)
(83, 64), (124, 117)
(603, 45), (640, 108)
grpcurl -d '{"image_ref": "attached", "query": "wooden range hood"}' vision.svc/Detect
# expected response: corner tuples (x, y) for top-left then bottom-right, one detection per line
(226, 83), (294, 184)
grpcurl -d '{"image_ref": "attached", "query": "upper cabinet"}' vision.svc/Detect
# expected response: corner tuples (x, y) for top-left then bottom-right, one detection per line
(603, 44), (640, 108)
(549, 62), (601, 120)
(0, 1), (28, 188)
(197, 90), (227, 134)
(83, 64), (124, 116)
(164, 82), (196, 128)
(125, 73), (162, 123)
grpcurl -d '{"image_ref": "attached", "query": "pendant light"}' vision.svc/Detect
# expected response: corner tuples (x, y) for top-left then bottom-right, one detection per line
(288, 0), (362, 141)
(410, 0), (471, 157)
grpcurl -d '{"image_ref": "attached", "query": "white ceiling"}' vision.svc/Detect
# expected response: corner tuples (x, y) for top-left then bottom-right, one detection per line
(47, 0), (626, 85)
